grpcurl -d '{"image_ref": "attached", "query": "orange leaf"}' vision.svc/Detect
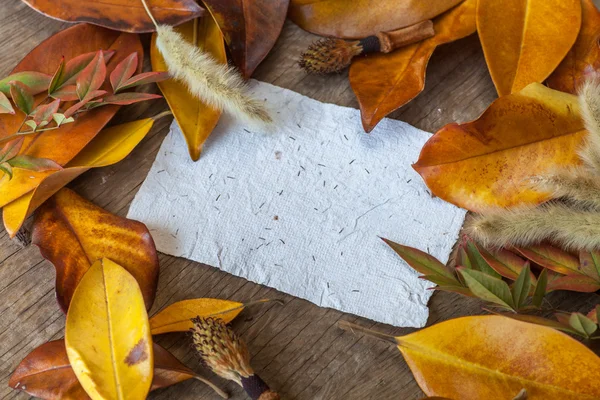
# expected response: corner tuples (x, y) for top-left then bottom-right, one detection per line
(289, 0), (463, 39)
(20, 0), (204, 33)
(349, 0), (477, 132)
(3, 118), (155, 237)
(477, 0), (582, 95)
(515, 245), (580, 275)
(152, 17), (225, 160)
(31, 188), (158, 313)
(202, 0), (289, 78)
(0, 24), (142, 208)
(547, 0), (600, 94)
(342, 315), (600, 399)
(413, 83), (585, 211)
(150, 298), (270, 334)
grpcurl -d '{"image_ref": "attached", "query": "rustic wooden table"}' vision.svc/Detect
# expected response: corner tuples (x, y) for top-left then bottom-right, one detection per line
(0, 1), (597, 399)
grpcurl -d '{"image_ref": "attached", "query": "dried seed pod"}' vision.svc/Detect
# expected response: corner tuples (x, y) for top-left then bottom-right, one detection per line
(191, 317), (280, 400)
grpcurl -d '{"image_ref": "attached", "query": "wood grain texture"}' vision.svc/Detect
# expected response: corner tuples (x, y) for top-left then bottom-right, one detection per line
(0, 2), (597, 399)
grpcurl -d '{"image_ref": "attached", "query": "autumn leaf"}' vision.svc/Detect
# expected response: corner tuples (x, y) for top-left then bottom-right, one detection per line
(458, 267), (515, 310)
(9, 340), (226, 399)
(9, 81), (35, 115)
(477, 245), (534, 282)
(349, 0), (477, 132)
(289, 0), (463, 39)
(340, 315), (600, 399)
(3, 118), (156, 237)
(413, 83), (585, 211)
(9, 340), (91, 400)
(152, 17), (225, 160)
(65, 258), (153, 400)
(94, 92), (163, 106)
(110, 52), (138, 92)
(202, 0), (289, 78)
(31, 99), (61, 127)
(75, 51), (106, 101)
(20, 0), (204, 33)
(150, 298), (271, 334)
(0, 92), (15, 114)
(515, 245), (580, 275)
(50, 50), (116, 94)
(547, 0), (600, 94)
(477, 0), (581, 95)
(31, 187), (158, 312)
(0, 24), (142, 209)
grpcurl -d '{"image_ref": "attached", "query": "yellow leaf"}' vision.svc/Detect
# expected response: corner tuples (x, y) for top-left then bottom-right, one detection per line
(65, 258), (153, 400)
(151, 16), (225, 161)
(342, 316), (600, 399)
(2, 118), (154, 237)
(150, 298), (271, 335)
(477, 0), (582, 95)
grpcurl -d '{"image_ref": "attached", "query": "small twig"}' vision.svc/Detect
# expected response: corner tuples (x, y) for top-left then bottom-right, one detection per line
(338, 320), (397, 344)
(151, 110), (173, 121)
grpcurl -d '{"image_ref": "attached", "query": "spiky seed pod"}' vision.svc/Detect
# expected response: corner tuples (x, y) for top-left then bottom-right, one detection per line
(578, 76), (600, 173)
(466, 203), (600, 250)
(191, 317), (280, 400)
(140, 0), (271, 125)
(530, 168), (600, 210)
(299, 39), (362, 74)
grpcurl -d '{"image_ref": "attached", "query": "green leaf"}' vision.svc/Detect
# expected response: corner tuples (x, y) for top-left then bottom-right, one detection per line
(24, 120), (37, 131)
(458, 267), (515, 310)
(0, 71), (51, 96)
(0, 92), (15, 114)
(52, 113), (74, 127)
(569, 313), (598, 338)
(48, 57), (66, 94)
(478, 246), (535, 283)
(457, 246), (472, 269)
(0, 162), (13, 179)
(511, 263), (531, 310)
(382, 238), (458, 282)
(579, 251), (600, 280)
(9, 81), (34, 115)
(532, 268), (547, 308)
(466, 241), (501, 278)
(7, 155), (62, 172)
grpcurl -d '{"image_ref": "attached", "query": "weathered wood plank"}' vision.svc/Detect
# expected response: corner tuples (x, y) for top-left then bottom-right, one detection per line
(0, 3), (596, 400)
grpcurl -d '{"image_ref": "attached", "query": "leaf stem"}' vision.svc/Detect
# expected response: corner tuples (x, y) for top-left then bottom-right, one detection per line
(338, 320), (398, 344)
(151, 110), (174, 121)
(139, 0), (159, 28)
(193, 376), (228, 399)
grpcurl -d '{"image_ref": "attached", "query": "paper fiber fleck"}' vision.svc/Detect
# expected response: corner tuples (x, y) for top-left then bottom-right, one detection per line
(127, 81), (466, 327)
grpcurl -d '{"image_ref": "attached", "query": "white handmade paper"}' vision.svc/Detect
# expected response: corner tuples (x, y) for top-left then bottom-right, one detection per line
(128, 81), (466, 327)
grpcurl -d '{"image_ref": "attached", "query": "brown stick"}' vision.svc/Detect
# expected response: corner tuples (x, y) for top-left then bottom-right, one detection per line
(376, 20), (435, 53)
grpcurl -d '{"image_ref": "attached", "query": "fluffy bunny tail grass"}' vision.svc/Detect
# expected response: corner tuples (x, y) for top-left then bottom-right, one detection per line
(578, 77), (600, 173)
(155, 25), (271, 125)
(466, 203), (600, 251)
(530, 167), (600, 210)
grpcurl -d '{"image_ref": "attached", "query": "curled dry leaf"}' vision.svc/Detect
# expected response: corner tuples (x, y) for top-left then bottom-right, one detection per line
(477, 0), (581, 95)
(0, 24), (142, 209)
(20, 0), (204, 33)
(65, 258), (153, 400)
(4, 118), (156, 237)
(413, 83), (585, 211)
(341, 316), (600, 399)
(150, 298), (271, 334)
(151, 17), (225, 161)
(9, 340), (225, 399)
(547, 0), (600, 94)
(32, 187), (159, 312)
(202, 0), (289, 78)
(289, 0), (463, 39)
(349, 0), (477, 132)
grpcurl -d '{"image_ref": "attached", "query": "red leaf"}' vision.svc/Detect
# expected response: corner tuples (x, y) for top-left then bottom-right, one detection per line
(8, 155), (62, 172)
(0, 137), (24, 162)
(62, 49), (115, 87)
(9, 81), (34, 115)
(516, 245), (581, 275)
(546, 274), (600, 293)
(31, 99), (61, 126)
(75, 51), (106, 100)
(110, 52), (138, 92)
(101, 92), (162, 106)
(117, 71), (170, 93)
(63, 90), (108, 118)
(478, 245), (535, 282)
(0, 92), (15, 114)
(50, 85), (78, 101)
